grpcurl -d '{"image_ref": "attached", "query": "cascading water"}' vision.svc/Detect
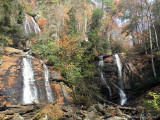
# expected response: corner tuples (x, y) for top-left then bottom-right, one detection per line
(41, 60), (54, 102)
(111, 82), (127, 106)
(98, 55), (112, 97)
(22, 53), (39, 104)
(100, 72), (112, 97)
(24, 14), (41, 35)
(114, 54), (127, 105)
(98, 55), (104, 67)
(114, 54), (123, 88)
(61, 84), (70, 105)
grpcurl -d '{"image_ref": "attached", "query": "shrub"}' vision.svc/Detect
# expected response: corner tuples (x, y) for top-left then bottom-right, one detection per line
(144, 92), (160, 115)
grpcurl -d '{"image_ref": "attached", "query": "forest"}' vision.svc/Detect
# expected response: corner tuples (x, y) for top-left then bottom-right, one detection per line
(0, 0), (160, 119)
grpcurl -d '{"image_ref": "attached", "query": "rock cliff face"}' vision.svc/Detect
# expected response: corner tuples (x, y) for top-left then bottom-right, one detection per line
(101, 54), (133, 90)
(97, 54), (134, 105)
(0, 47), (71, 105)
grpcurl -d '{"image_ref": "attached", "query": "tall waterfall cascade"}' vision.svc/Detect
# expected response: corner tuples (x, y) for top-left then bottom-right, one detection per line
(22, 53), (39, 104)
(98, 56), (112, 97)
(22, 52), (54, 104)
(24, 14), (41, 35)
(100, 72), (112, 97)
(40, 60), (54, 102)
(114, 54), (127, 106)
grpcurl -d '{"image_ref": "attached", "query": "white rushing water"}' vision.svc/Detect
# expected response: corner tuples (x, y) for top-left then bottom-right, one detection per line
(22, 55), (39, 104)
(31, 17), (41, 34)
(100, 72), (112, 97)
(98, 55), (104, 67)
(98, 56), (112, 97)
(114, 54), (123, 88)
(41, 60), (54, 102)
(112, 82), (127, 106)
(24, 14), (41, 35)
(114, 54), (127, 105)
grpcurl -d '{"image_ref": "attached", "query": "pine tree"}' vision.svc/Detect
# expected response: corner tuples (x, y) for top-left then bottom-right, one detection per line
(67, 8), (77, 37)
(0, 0), (24, 46)
(87, 8), (103, 56)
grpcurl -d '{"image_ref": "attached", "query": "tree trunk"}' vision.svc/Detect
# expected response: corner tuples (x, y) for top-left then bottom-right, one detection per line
(152, 22), (160, 52)
(147, 8), (157, 78)
(149, 24), (156, 78)
(145, 0), (157, 78)
(140, 0), (147, 55)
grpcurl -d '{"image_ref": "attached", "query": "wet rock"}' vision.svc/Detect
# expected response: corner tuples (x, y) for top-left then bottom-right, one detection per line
(104, 56), (114, 63)
(106, 116), (128, 120)
(103, 63), (117, 73)
(12, 113), (24, 120)
(50, 71), (61, 80)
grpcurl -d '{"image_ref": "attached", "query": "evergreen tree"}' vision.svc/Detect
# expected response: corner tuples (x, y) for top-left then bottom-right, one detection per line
(67, 8), (77, 37)
(87, 8), (103, 57)
(0, 0), (24, 46)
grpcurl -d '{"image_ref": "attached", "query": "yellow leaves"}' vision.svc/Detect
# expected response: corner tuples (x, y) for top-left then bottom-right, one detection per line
(8, 39), (13, 45)
(58, 33), (77, 59)
(103, 13), (112, 26)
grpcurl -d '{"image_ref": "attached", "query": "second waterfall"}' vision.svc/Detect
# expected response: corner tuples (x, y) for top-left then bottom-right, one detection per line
(22, 52), (54, 104)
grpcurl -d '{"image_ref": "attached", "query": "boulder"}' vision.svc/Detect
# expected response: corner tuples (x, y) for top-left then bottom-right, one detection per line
(4, 47), (26, 56)
(12, 113), (24, 120)
(106, 116), (128, 120)
(50, 71), (61, 80)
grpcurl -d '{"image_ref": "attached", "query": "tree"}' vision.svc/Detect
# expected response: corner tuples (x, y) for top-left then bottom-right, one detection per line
(67, 8), (77, 37)
(145, 0), (157, 78)
(88, 8), (103, 56)
(0, 0), (24, 46)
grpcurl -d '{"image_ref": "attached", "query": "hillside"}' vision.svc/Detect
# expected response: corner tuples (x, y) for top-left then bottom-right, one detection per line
(0, 0), (160, 119)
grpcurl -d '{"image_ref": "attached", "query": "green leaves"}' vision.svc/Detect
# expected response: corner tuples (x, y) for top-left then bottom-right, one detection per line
(144, 92), (160, 115)
(67, 8), (77, 37)
(87, 8), (104, 55)
(90, 8), (103, 30)
(0, 0), (24, 46)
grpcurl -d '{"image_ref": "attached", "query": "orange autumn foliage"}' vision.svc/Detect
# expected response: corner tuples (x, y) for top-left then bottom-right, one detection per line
(59, 33), (77, 59)
(38, 18), (49, 25)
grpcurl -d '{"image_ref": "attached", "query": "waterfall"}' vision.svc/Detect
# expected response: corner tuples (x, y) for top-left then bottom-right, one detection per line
(22, 54), (39, 104)
(40, 60), (54, 102)
(24, 14), (41, 35)
(111, 82), (127, 106)
(98, 56), (112, 97)
(114, 54), (123, 88)
(100, 72), (112, 97)
(98, 55), (104, 67)
(114, 54), (127, 105)
(61, 84), (70, 105)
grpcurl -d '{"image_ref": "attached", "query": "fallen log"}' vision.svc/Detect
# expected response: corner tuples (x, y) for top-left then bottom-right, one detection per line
(117, 106), (136, 111)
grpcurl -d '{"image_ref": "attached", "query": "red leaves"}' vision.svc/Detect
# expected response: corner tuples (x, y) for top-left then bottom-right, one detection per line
(38, 18), (49, 25)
